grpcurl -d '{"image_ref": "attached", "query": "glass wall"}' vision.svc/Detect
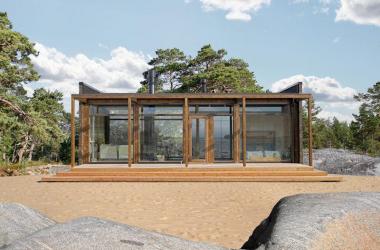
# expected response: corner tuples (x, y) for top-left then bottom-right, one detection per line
(191, 118), (206, 160)
(214, 116), (233, 160)
(139, 106), (183, 161)
(89, 105), (133, 162)
(241, 105), (292, 162)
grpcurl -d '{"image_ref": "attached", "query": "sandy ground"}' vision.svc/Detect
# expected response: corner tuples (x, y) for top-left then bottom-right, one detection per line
(0, 176), (379, 248)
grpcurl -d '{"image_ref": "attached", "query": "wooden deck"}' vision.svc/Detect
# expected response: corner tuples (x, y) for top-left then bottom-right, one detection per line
(40, 163), (342, 182)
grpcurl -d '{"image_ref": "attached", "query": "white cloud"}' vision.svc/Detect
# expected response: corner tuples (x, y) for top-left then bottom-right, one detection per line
(271, 74), (358, 121)
(271, 74), (356, 102)
(336, 0), (380, 27)
(30, 43), (149, 110)
(199, 0), (271, 21)
(318, 109), (354, 122)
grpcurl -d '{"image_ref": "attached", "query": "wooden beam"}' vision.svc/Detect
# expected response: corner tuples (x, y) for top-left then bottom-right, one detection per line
(233, 103), (240, 163)
(242, 97), (247, 167)
(70, 96), (75, 168)
(183, 98), (189, 167)
(72, 93), (312, 101)
(308, 98), (313, 167)
(128, 97), (132, 167)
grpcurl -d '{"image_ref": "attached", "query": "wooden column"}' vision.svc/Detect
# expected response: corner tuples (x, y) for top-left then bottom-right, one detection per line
(308, 98), (313, 167)
(128, 97), (132, 167)
(70, 96), (75, 168)
(233, 103), (240, 163)
(80, 103), (90, 164)
(183, 98), (189, 167)
(208, 117), (214, 163)
(242, 97), (247, 167)
(133, 102), (139, 163)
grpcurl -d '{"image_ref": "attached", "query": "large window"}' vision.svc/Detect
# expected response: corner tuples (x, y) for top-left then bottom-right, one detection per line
(89, 105), (133, 162)
(139, 106), (183, 161)
(241, 105), (292, 162)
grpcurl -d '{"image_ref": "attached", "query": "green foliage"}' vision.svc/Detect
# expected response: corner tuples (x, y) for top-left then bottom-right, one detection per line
(351, 82), (380, 156)
(0, 12), (39, 91)
(140, 44), (263, 93)
(303, 82), (380, 157)
(0, 12), (67, 165)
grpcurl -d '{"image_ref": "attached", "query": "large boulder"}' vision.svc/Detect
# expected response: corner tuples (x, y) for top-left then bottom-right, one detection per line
(242, 192), (380, 250)
(5, 217), (228, 250)
(0, 203), (56, 247)
(304, 148), (379, 176)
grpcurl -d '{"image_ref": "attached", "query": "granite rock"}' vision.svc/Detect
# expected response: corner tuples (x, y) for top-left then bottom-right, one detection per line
(241, 192), (380, 250)
(0, 203), (56, 247)
(5, 216), (228, 250)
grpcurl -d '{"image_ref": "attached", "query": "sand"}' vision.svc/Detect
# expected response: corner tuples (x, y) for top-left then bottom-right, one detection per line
(0, 175), (379, 248)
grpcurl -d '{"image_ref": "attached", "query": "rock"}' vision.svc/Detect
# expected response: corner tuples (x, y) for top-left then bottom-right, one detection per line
(48, 165), (71, 175)
(0, 203), (56, 247)
(241, 192), (380, 250)
(5, 217), (228, 250)
(304, 148), (379, 176)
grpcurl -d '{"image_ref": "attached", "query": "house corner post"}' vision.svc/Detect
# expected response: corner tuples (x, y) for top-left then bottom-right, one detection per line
(128, 97), (132, 167)
(70, 95), (75, 168)
(308, 97), (313, 167)
(242, 97), (247, 167)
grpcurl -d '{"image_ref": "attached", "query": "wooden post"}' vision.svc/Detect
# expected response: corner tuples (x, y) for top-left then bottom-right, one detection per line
(242, 97), (247, 167)
(233, 103), (240, 163)
(79, 103), (90, 164)
(128, 97), (132, 167)
(133, 102), (139, 163)
(308, 98), (313, 167)
(208, 117), (214, 163)
(70, 96), (75, 168)
(183, 98), (189, 167)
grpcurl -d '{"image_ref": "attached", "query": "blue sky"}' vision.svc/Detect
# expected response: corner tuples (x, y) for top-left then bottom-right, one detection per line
(2, 0), (380, 121)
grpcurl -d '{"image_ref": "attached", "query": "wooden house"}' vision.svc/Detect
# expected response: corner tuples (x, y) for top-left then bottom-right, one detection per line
(42, 82), (341, 182)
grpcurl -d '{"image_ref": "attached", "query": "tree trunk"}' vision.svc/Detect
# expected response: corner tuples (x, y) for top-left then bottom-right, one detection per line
(16, 134), (29, 163)
(11, 143), (18, 163)
(28, 142), (35, 161)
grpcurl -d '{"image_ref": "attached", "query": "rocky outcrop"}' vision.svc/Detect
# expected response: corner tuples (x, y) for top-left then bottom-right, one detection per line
(0, 203), (56, 247)
(1, 204), (227, 250)
(241, 192), (380, 250)
(304, 148), (380, 176)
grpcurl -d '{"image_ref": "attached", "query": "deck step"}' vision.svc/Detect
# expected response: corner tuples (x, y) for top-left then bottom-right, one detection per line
(71, 166), (314, 172)
(56, 170), (327, 177)
(41, 175), (342, 182)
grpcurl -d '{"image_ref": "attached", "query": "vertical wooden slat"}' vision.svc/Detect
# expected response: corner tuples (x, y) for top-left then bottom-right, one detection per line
(242, 97), (247, 167)
(128, 97), (132, 167)
(308, 98), (313, 167)
(133, 102), (139, 163)
(81, 104), (90, 164)
(70, 96), (75, 168)
(183, 98), (189, 167)
(233, 103), (240, 163)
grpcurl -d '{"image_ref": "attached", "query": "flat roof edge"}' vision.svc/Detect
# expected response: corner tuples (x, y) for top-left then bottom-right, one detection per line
(72, 93), (312, 100)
